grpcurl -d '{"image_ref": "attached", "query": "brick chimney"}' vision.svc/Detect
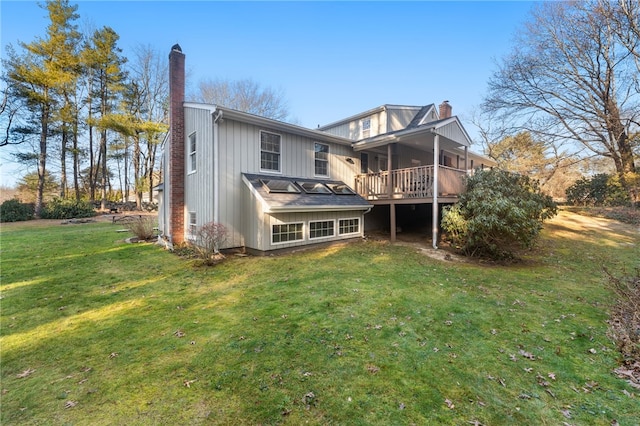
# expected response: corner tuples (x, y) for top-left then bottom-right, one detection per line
(169, 44), (185, 244)
(439, 100), (452, 119)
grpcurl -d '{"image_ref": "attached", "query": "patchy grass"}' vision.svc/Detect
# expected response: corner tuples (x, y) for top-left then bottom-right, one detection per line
(566, 205), (640, 226)
(1, 211), (639, 425)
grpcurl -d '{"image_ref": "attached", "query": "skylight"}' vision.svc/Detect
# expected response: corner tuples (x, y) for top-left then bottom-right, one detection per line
(260, 179), (300, 194)
(297, 181), (332, 194)
(328, 183), (356, 195)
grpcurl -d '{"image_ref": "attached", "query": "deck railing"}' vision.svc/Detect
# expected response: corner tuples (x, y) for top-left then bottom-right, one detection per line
(355, 165), (466, 200)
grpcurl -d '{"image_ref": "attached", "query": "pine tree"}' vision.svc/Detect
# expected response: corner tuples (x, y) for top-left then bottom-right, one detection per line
(3, 0), (81, 216)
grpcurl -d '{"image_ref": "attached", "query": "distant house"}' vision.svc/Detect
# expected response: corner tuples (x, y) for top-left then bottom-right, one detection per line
(157, 45), (493, 253)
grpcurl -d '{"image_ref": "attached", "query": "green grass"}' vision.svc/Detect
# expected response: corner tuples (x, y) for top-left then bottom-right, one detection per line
(1, 211), (639, 425)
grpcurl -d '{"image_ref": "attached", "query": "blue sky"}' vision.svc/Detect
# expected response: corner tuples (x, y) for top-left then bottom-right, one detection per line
(1, 1), (536, 186)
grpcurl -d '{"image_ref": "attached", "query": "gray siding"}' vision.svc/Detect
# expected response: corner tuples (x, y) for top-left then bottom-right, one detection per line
(320, 110), (387, 140)
(387, 107), (420, 131)
(184, 106), (215, 241)
(215, 117), (361, 249)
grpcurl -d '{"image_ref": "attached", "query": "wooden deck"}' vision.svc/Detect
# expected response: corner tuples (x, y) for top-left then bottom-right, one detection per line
(354, 165), (466, 203)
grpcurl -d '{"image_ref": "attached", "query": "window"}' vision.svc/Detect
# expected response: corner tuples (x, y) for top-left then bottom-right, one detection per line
(188, 132), (197, 173)
(327, 183), (356, 195)
(362, 118), (371, 139)
(272, 223), (304, 244)
(360, 153), (369, 173)
(261, 179), (300, 193)
(298, 181), (331, 194)
(309, 220), (335, 239)
(314, 143), (329, 176)
(338, 218), (360, 235)
(260, 131), (281, 172)
(188, 212), (197, 237)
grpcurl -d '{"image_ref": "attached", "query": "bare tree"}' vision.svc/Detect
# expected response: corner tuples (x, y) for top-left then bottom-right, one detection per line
(483, 1), (638, 198)
(193, 78), (290, 121)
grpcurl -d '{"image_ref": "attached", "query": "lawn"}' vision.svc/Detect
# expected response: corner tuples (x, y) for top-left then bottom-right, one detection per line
(1, 211), (639, 425)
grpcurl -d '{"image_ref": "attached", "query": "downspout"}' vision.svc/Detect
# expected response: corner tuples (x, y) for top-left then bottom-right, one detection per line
(432, 132), (439, 249)
(213, 109), (222, 226)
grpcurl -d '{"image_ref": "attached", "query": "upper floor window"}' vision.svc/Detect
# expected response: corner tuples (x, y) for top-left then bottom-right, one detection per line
(314, 143), (329, 177)
(188, 132), (197, 173)
(361, 118), (371, 139)
(260, 131), (281, 172)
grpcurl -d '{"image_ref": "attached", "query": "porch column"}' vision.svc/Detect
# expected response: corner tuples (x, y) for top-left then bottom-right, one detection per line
(464, 146), (469, 171)
(390, 202), (396, 243)
(387, 143), (393, 198)
(432, 134), (439, 249)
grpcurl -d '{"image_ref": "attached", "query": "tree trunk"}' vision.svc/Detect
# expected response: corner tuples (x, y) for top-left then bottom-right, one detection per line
(73, 115), (80, 201)
(60, 127), (68, 198)
(100, 128), (107, 210)
(35, 103), (49, 218)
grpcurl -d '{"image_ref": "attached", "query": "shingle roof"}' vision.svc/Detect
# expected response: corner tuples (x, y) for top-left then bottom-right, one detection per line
(243, 173), (371, 213)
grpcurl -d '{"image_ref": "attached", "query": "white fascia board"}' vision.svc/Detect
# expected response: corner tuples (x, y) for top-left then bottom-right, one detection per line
(218, 107), (353, 146)
(318, 104), (423, 130)
(431, 117), (472, 147)
(183, 102), (218, 113)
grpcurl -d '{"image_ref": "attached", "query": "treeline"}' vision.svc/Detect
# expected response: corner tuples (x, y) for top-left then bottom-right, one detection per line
(1, 0), (168, 216)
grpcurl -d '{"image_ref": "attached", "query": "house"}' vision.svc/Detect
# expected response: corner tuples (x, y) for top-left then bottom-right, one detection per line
(157, 45), (493, 253)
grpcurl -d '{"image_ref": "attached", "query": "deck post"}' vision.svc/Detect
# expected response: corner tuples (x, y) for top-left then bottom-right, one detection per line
(390, 202), (396, 243)
(464, 146), (469, 171)
(387, 144), (393, 198)
(432, 134), (439, 249)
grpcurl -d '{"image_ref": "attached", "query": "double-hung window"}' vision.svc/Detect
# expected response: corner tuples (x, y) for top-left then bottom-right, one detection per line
(361, 118), (371, 139)
(314, 142), (329, 177)
(188, 212), (197, 238)
(260, 131), (281, 172)
(188, 132), (197, 173)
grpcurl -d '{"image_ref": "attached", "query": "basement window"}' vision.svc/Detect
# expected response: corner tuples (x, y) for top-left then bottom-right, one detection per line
(338, 218), (360, 235)
(309, 220), (335, 239)
(260, 179), (300, 194)
(272, 223), (304, 244)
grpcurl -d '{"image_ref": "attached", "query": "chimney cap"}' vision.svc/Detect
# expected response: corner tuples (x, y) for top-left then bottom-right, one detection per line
(171, 43), (182, 52)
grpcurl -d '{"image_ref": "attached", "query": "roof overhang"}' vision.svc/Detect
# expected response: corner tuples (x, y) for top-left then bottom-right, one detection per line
(242, 174), (372, 215)
(352, 116), (472, 152)
(190, 104), (355, 146)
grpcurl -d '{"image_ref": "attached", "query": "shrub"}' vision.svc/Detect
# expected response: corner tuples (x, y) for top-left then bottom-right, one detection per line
(605, 268), (640, 363)
(193, 222), (229, 264)
(566, 173), (630, 206)
(41, 198), (95, 219)
(441, 169), (557, 259)
(0, 199), (34, 222)
(126, 216), (157, 240)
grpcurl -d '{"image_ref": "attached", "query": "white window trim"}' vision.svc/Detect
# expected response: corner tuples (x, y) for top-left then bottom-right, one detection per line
(361, 118), (371, 139)
(271, 222), (304, 245)
(308, 219), (336, 240)
(259, 130), (283, 174)
(314, 142), (330, 178)
(188, 132), (197, 174)
(188, 211), (197, 241)
(338, 217), (361, 236)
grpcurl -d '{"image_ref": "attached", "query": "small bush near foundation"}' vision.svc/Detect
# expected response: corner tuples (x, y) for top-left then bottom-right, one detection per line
(194, 222), (229, 264)
(0, 199), (34, 222)
(41, 198), (95, 219)
(126, 216), (157, 240)
(606, 268), (640, 362)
